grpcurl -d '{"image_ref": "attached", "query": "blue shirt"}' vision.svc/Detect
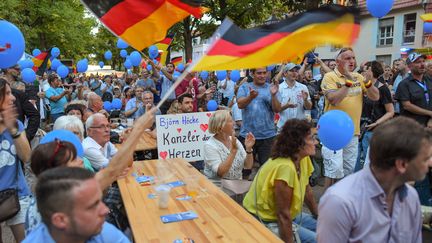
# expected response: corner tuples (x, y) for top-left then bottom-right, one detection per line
(0, 120), (31, 197)
(160, 74), (176, 100)
(23, 222), (130, 243)
(91, 79), (103, 96)
(237, 82), (277, 139)
(125, 98), (144, 119)
(45, 87), (68, 114)
(136, 78), (155, 91)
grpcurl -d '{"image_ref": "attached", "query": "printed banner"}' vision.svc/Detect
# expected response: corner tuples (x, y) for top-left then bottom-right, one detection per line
(156, 112), (213, 161)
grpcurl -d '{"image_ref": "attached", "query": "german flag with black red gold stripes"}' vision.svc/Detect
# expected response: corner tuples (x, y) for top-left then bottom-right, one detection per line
(192, 5), (360, 71)
(171, 56), (183, 66)
(81, 0), (207, 50)
(156, 33), (174, 65)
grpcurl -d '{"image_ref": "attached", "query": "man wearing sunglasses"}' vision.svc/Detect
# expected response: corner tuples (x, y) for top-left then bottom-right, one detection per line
(237, 67), (281, 169)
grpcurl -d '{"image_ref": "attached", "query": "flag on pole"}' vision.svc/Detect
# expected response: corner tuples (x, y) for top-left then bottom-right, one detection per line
(156, 33), (174, 65)
(32, 49), (51, 76)
(171, 56), (183, 66)
(81, 0), (207, 50)
(191, 5), (360, 71)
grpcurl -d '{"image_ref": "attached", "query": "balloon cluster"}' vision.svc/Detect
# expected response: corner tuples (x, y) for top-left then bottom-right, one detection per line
(103, 98), (122, 112)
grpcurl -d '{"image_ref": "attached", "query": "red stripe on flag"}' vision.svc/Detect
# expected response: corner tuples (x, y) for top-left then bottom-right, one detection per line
(101, 0), (165, 35)
(167, 0), (206, 18)
(159, 37), (173, 45)
(207, 32), (290, 57)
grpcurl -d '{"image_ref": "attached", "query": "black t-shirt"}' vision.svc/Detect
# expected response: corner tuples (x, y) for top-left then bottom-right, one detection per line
(362, 82), (393, 126)
(395, 76), (432, 126)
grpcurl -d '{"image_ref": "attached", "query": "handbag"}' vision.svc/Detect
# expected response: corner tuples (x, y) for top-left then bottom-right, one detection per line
(0, 158), (21, 222)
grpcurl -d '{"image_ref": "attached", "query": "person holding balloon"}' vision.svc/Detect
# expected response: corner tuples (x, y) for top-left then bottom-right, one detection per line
(45, 74), (72, 123)
(217, 70), (235, 106)
(320, 47), (379, 191)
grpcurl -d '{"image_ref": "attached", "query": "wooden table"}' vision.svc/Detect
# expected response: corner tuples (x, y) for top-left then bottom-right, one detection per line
(118, 158), (282, 243)
(135, 131), (157, 151)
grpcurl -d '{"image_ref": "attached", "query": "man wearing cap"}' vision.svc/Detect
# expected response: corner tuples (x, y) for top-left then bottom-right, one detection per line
(395, 52), (432, 206)
(276, 63), (312, 132)
(320, 47), (379, 191)
(2, 65), (40, 141)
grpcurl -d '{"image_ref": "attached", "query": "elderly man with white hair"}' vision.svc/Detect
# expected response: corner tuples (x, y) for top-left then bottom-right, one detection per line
(82, 113), (117, 171)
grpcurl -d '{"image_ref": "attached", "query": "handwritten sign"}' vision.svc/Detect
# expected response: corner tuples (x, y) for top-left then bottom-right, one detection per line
(156, 112), (213, 161)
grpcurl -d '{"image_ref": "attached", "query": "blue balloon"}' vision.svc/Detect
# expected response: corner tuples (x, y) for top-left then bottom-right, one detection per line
(51, 58), (61, 70)
(230, 70), (241, 82)
(18, 59), (34, 70)
(200, 71), (209, 80)
(148, 45), (159, 59)
(120, 49), (127, 58)
(99, 61), (104, 68)
(51, 47), (60, 58)
(317, 110), (355, 151)
(56, 65), (69, 78)
(425, 23), (432, 34)
(103, 101), (112, 112)
(76, 59), (88, 73)
(177, 63), (185, 72)
(146, 64), (152, 71)
(116, 38), (129, 49)
(173, 71), (181, 80)
(40, 129), (84, 158)
(112, 98), (122, 110)
(82, 58), (88, 64)
(124, 59), (132, 69)
(21, 68), (36, 83)
(130, 51), (142, 66)
(267, 65), (275, 71)
(366, 0), (393, 18)
(32, 48), (41, 56)
(104, 50), (112, 60)
(216, 70), (227, 81)
(0, 20), (25, 69)
(207, 100), (218, 111)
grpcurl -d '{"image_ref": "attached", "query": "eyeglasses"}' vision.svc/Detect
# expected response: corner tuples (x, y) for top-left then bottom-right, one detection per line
(48, 139), (65, 167)
(90, 124), (111, 130)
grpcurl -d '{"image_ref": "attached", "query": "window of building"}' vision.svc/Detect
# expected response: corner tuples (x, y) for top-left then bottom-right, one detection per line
(376, 55), (392, 66)
(378, 17), (394, 47)
(403, 13), (416, 44)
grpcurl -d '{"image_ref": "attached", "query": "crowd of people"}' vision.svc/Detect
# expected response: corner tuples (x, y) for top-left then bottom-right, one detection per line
(1, 47), (432, 243)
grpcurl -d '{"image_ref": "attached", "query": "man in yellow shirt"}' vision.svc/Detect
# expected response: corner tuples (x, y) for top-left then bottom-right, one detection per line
(320, 48), (379, 191)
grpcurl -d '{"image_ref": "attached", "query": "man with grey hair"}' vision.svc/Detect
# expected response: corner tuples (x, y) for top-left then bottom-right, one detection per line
(82, 113), (117, 171)
(83, 92), (104, 122)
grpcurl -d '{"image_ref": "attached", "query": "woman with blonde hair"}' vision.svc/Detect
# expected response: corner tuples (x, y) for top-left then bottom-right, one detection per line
(204, 110), (255, 187)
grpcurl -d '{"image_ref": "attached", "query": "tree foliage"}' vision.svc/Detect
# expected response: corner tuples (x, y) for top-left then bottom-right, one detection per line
(0, 0), (97, 61)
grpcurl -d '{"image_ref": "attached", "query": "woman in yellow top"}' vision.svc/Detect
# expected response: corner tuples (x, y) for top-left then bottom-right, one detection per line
(243, 119), (319, 243)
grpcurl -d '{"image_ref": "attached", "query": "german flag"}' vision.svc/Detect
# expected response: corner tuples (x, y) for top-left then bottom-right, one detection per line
(32, 50), (51, 76)
(191, 5), (360, 71)
(81, 0), (207, 50)
(156, 34), (174, 65)
(421, 13), (432, 22)
(171, 56), (183, 66)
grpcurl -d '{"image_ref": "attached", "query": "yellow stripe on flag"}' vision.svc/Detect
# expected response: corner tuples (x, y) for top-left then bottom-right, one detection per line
(120, 2), (191, 50)
(192, 14), (357, 71)
(421, 13), (432, 22)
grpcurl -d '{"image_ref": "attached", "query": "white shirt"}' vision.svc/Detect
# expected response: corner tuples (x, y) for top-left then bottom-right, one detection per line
(82, 136), (118, 170)
(203, 136), (246, 182)
(217, 79), (235, 99)
(277, 81), (310, 130)
(232, 102), (242, 130)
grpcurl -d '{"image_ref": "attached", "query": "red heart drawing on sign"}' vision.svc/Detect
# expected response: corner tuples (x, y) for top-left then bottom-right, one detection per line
(206, 113), (212, 117)
(159, 151), (168, 160)
(177, 128), (182, 133)
(200, 124), (208, 132)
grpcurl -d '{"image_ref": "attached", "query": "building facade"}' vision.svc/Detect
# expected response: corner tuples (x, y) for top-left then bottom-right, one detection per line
(316, 0), (432, 65)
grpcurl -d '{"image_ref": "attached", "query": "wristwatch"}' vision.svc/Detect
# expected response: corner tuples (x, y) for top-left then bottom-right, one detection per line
(246, 149), (253, 154)
(10, 128), (22, 139)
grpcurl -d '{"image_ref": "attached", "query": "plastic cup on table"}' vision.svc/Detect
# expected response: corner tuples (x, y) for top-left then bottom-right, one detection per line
(185, 176), (200, 198)
(155, 184), (171, 209)
(127, 118), (134, 127)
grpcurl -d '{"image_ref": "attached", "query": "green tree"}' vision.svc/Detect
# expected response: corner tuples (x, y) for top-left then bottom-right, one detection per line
(0, 0), (97, 61)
